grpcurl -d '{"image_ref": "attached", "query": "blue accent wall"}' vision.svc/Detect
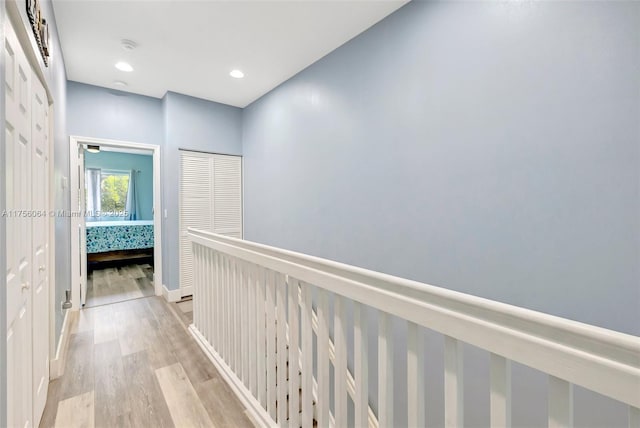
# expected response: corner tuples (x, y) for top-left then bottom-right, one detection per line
(84, 151), (154, 220)
(66, 83), (243, 291)
(241, 1), (640, 426)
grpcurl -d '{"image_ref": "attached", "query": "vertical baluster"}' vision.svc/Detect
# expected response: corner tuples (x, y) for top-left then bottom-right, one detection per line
(215, 251), (221, 353)
(201, 246), (210, 343)
(288, 278), (301, 428)
(235, 259), (242, 378)
(266, 269), (277, 420)
(630, 406), (640, 428)
(223, 254), (231, 365)
(236, 259), (247, 384)
(277, 273), (288, 424)
(379, 311), (394, 427)
(243, 262), (250, 388)
(334, 295), (348, 427)
(247, 263), (259, 398)
(192, 244), (198, 328)
(444, 336), (464, 428)
(197, 244), (202, 330)
(233, 258), (239, 372)
(231, 258), (238, 372)
(201, 246), (209, 341)
(316, 289), (330, 427)
(204, 247), (211, 340)
(219, 254), (226, 360)
(407, 321), (425, 428)
(300, 283), (314, 428)
(228, 256), (234, 367)
(256, 266), (267, 408)
(490, 353), (511, 428)
(211, 251), (217, 349)
(354, 302), (369, 428)
(549, 376), (573, 428)
(208, 249), (214, 343)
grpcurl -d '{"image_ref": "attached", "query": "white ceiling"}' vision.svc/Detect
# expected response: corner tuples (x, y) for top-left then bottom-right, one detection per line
(52, 1), (407, 108)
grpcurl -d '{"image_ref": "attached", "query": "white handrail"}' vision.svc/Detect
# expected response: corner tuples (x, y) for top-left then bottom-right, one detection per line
(188, 228), (639, 408)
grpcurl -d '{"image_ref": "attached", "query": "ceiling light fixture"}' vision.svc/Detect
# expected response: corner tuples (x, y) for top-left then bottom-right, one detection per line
(230, 69), (244, 79)
(121, 39), (138, 51)
(115, 61), (133, 72)
(86, 145), (100, 153)
(113, 80), (128, 87)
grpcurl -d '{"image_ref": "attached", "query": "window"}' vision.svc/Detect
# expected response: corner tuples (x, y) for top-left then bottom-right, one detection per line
(100, 170), (129, 213)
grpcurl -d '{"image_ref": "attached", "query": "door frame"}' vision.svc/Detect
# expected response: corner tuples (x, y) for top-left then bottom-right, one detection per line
(69, 136), (163, 309)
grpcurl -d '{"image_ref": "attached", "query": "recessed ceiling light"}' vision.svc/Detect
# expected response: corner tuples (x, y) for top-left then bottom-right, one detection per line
(113, 80), (128, 87)
(230, 69), (244, 79)
(115, 61), (133, 72)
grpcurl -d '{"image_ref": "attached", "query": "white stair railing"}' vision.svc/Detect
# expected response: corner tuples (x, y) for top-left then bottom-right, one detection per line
(188, 228), (640, 428)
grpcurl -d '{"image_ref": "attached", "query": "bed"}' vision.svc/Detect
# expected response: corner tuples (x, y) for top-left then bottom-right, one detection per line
(86, 220), (154, 253)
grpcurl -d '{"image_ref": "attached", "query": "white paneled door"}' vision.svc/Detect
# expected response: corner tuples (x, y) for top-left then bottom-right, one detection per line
(179, 151), (242, 295)
(31, 67), (50, 426)
(5, 17), (51, 428)
(5, 18), (34, 428)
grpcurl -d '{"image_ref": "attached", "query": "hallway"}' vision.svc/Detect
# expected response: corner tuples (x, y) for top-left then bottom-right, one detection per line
(39, 296), (254, 428)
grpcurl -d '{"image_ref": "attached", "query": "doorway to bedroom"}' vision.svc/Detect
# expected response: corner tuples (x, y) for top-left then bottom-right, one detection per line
(70, 136), (163, 310)
(84, 147), (154, 307)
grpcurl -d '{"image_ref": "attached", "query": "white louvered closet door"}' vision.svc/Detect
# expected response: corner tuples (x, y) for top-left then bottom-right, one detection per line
(179, 151), (242, 295)
(213, 155), (243, 238)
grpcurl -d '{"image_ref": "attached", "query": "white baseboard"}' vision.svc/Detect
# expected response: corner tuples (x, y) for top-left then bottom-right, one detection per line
(162, 284), (182, 303)
(189, 325), (274, 428)
(50, 309), (78, 379)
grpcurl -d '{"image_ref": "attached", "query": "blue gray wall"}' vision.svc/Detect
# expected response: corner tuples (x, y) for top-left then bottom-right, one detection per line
(161, 92), (243, 290)
(242, 1), (639, 426)
(66, 84), (243, 290)
(84, 151), (154, 220)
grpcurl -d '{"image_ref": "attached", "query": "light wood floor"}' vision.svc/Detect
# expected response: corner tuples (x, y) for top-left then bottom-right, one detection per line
(85, 264), (155, 308)
(40, 296), (255, 428)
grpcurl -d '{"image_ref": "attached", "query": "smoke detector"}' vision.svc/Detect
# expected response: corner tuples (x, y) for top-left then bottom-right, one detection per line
(121, 39), (138, 51)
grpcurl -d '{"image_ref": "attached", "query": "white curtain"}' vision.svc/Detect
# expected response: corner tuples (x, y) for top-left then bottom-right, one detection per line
(85, 168), (101, 220)
(125, 169), (140, 220)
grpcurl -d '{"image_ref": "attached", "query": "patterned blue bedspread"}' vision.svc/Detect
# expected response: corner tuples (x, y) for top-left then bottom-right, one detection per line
(86, 221), (154, 253)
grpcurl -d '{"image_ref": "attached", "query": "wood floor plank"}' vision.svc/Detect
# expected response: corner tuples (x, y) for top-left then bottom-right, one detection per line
(122, 350), (175, 428)
(177, 300), (193, 313)
(139, 317), (179, 370)
(93, 340), (130, 426)
(87, 264), (152, 308)
(54, 391), (95, 428)
(59, 331), (95, 401)
(155, 363), (215, 428)
(42, 296), (253, 428)
(72, 308), (95, 335)
(93, 306), (117, 345)
(194, 377), (254, 428)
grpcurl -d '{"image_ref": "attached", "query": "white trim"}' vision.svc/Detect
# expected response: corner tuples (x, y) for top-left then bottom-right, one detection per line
(181, 285), (193, 298)
(162, 284), (182, 303)
(69, 136), (163, 310)
(49, 310), (77, 379)
(188, 229), (640, 409)
(47, 105), (56, 371)
(190, 325), (276, 428)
